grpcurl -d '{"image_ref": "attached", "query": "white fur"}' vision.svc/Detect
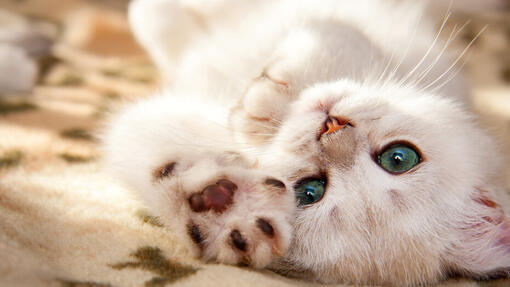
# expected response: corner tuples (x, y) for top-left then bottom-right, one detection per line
(103, 0), (510, 285)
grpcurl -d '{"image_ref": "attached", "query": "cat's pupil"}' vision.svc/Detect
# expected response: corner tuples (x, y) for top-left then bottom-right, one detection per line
(392, 152), (404, 165)
(295, 178), (326, 206)
(378, 143), (421, 174)
(305, 186), (317, 202)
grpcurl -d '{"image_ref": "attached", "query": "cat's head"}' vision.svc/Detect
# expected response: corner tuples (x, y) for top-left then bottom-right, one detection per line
(258, 79), (510, 285)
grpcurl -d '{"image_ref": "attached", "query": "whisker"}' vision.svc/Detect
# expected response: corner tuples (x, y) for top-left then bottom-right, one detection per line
(375, 47), (398, 87)
(429, 50), (471, 94)
(412, 20), (471, 87)
(383, 9), (424, 87)
(398, 10), (452, 86)
(421, 25), (487, 92)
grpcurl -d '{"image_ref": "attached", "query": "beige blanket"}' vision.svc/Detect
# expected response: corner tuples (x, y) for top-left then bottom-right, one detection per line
(1, 1), (509, 286)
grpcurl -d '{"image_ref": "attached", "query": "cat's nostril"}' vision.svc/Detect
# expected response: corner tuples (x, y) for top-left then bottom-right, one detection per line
(256, 218), (275, 238)
(319, 116), (352, 138)
(230, 230), (247, 251)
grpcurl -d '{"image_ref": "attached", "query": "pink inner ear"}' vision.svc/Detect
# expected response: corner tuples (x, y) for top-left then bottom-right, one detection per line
(474, 193), (498, 209)
(497, 220), (510, 246)
(473, 188), (510, 250)
(448, 188), (510, 276)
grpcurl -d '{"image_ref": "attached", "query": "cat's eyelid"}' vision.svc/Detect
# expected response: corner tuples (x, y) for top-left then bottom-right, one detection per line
(378, 159), (424, 176)
(371, 137), (423, 157)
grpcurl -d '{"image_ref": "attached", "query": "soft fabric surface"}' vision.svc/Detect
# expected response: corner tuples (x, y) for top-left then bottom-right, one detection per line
(1, 1), (509, 286)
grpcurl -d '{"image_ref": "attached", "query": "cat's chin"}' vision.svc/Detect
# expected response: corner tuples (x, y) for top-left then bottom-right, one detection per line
(293, 80), (359, 114)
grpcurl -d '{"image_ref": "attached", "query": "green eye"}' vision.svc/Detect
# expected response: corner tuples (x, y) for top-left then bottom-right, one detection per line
(295, 178), (326, 206)
(378, 143), (421, 173)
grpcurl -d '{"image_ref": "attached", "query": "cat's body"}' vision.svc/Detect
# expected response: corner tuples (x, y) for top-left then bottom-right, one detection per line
(130, 0), (467, 102)
(103, 0), (510, 285)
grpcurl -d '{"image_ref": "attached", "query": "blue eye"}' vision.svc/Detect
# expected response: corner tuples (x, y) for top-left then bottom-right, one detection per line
(378, 143), (421, 174)
(295, 178), (326, 206)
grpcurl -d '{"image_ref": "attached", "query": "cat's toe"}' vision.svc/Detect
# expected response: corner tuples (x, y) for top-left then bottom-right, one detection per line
(220, 218), (286, 268)
(256, 218), (275, 238)
(187, 214), (290, 268)
(230, 229), (248, 251)
(187, 223), (204, 245)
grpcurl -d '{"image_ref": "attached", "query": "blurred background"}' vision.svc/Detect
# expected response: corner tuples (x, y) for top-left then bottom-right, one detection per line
(0, 0), (509, 187)
(0, 0), (159, 172)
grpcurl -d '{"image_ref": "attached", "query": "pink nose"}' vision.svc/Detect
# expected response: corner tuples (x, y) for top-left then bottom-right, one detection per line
(320, 116), (352, 137)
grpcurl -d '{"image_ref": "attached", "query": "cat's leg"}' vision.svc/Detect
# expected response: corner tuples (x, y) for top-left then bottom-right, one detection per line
(228, 28), (319, 146)
(103, 94), (295, 267)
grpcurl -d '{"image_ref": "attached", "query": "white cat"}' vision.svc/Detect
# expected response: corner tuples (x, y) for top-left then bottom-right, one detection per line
(103, 0), (510, 285)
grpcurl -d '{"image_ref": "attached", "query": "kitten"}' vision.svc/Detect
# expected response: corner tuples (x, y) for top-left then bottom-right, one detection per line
(103, 0), (510, 285)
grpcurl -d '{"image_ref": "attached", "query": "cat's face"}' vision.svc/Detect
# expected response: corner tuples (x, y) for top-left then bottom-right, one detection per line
(259, 80), (510, 285)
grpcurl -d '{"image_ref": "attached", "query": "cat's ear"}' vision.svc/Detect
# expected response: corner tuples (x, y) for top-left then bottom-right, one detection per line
(446, 187), (510, 279)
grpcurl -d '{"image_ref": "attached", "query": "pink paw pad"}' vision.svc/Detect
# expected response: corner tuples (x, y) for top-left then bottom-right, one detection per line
(189, 179), (237, 213)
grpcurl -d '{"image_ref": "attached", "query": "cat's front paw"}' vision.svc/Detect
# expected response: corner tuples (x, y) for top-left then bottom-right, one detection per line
(229, 70), (293, 145)
(185, 175), (295, 268)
